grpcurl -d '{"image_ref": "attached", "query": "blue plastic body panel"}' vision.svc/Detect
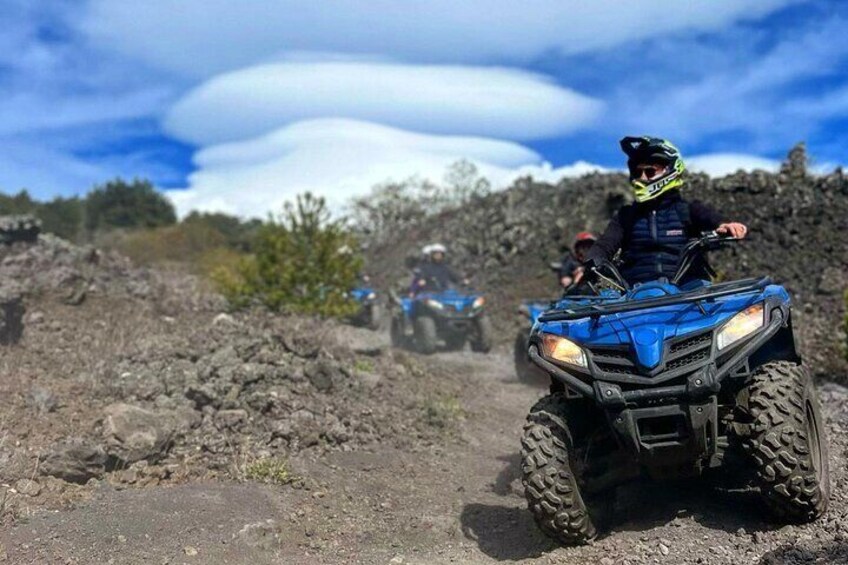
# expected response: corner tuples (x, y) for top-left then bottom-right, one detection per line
(536, 280), (790, 370)
(350, 287), (376, 303)
(400, 288), (482, 318)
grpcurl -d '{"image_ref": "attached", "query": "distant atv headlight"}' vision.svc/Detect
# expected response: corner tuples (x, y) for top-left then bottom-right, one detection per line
(366, 292), (377, 300)
(717, 303), (764, 351)
(472, 297), (485, 309)
(540, 333), (587, 368)
(425, 299), (444, 310)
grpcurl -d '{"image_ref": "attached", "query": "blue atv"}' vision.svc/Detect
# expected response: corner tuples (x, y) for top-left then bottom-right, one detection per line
(514, 299), (555, 381)
(521, 232), (830, 544)
(514, 262), (588, 381)
(348, 285), (383, 331)
(390, 287), (491, 354)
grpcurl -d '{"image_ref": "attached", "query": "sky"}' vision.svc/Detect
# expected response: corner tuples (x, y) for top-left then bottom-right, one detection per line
(2, 1), (847, 217)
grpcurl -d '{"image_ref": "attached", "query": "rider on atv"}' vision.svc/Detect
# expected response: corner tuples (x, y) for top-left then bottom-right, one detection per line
(410, 244), (468, 295)
(585, 136), (748, 286)
(558, 231), (596, 293)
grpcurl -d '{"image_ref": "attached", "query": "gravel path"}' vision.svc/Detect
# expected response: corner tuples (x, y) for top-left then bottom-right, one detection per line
(2, 346), (846, 565)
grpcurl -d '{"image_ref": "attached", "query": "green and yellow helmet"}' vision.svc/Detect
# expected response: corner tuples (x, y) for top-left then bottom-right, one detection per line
(620, 136), (686, 203)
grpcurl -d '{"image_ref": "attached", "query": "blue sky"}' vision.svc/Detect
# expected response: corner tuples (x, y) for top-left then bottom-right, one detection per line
(1, 1), (847, 216)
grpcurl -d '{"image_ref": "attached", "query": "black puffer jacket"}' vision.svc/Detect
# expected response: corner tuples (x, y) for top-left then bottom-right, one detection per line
(586, 190), (724, 285)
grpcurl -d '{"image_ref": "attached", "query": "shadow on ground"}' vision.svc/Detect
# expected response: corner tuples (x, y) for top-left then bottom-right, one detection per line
(491, 453), (522, 496)
(460, 503), (558, 561)
(758, 541), (848, 564)
(605, 479), (776, 537)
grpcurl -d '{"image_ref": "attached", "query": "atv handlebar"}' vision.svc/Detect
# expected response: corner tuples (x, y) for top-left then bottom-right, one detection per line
(582, 231), (741, 293)
(671, 231), (740, 285)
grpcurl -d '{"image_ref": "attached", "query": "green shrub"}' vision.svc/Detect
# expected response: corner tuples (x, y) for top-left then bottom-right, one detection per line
(85, 178), (176, 233)
(216, 193), (363, 317)
(422, 394), (465, 429)
(244, 457), (298, 485)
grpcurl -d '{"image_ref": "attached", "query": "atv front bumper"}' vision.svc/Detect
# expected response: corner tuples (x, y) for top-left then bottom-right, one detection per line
(529, 307), (787, 468)
(529, 307), (785, 407)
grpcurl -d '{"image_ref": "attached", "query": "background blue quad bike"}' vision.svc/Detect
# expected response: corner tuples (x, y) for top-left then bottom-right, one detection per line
(514, 298), (555, 382)
(521, 232), (830, 545)
(390, 287), (492, 354)
(347, 286), (383, 331)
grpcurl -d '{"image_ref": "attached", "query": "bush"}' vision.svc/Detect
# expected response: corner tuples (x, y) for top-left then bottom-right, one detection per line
(112, 222), (225, 265)
(216, 193), (363, 317)
(85, 178), (176, 233)
(243, 457), (299, 485)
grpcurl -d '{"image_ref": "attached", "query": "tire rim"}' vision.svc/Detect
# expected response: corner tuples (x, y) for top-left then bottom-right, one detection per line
(805, 400), (823, 480)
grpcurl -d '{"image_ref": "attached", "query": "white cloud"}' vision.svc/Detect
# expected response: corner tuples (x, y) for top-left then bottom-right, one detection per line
(84, 0), (802, 78)
(165, 61), (601, 145)
(165, 118), (603, 218)
(615, 16), (848, 151)
(686, 153), (780, 176)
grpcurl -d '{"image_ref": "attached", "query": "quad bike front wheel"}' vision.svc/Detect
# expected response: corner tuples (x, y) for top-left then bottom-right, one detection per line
(470, 315), (492, 353)
(413, 315), (438, 354)
(390, 315), (407, 348)
(521, 393), (599, 544)
(734, 361), (830, 522)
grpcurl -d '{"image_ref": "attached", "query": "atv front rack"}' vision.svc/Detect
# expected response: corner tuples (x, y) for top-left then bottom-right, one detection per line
(538, 277), (772, 322)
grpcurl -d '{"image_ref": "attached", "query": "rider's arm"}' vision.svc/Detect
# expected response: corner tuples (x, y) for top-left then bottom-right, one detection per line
(690, 200), (747, 239)
(689, 200), (725, 231)
(584, 211), (624, 263)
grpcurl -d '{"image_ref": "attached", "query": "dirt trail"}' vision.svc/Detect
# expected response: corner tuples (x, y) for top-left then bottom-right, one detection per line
(2, 343), (847, 565)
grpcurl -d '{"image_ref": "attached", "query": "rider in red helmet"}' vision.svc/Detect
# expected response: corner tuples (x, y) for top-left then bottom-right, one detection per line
(558, 231), (596, 291)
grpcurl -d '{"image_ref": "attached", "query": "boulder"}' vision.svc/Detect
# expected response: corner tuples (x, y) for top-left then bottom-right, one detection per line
(40, 438), (108, 483)
(102, 403), (176, 464)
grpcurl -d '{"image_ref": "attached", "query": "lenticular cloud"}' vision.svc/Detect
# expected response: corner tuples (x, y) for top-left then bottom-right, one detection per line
(166, 118), (562, 217)
(164, 61), (602, 145)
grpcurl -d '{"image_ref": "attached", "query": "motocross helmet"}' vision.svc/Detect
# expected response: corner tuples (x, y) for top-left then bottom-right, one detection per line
(423, 243), (447, 261)
(620, 136), (686, 203)
(573, 231), (596, 248)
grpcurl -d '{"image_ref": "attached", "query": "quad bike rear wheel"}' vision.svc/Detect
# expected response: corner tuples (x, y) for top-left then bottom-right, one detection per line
(521, 393), (600, 544)
(733, 361), (830, 522)
(413, 315), (438, 354)
(470, 315), (492, 353)
(367, 303), (383, 331)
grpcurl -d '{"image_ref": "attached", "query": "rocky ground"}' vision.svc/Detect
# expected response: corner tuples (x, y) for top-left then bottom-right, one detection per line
(0, 205), (846, 564)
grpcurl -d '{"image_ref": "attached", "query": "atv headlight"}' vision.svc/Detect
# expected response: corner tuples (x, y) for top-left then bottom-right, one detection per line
(472, 297), (485, 309)
(717, 303), (764, 351)
(425, 299), (444, 310)
(540, 333), (587, 368)
(366, 292), (377, 300)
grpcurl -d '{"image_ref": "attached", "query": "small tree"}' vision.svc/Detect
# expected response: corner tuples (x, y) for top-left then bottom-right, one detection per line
(441, 159), (491, 206)
(217, 193), (363, 317)
(347, 160), (491, 240)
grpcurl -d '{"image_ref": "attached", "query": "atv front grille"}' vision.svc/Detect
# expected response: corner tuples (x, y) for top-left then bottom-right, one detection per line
(588, 329), (714, 380)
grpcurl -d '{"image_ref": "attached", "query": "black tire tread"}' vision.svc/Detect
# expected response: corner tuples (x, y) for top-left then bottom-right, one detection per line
(520, 393), (596, 544)
(413, 315), (438, 354)
(738, 361), (829, 522)
(470, 315), (493, 353)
